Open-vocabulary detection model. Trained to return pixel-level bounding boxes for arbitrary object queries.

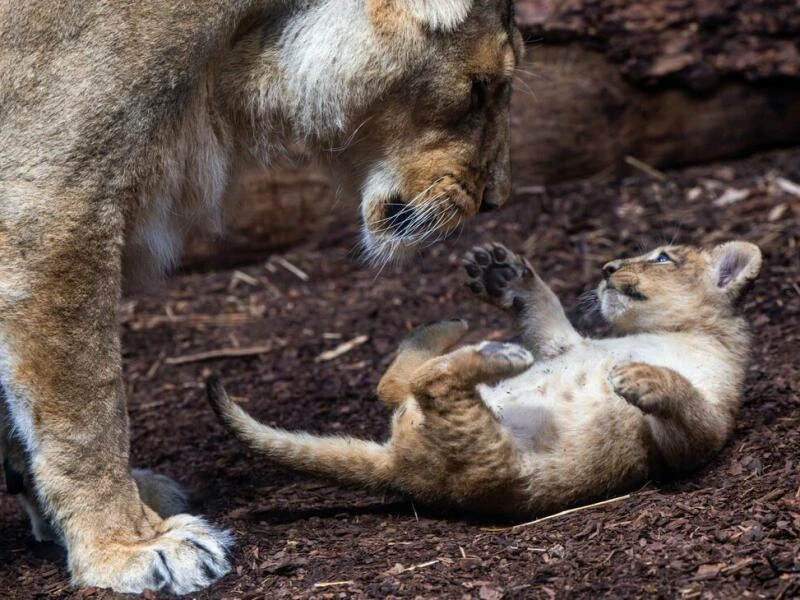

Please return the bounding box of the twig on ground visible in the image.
[130,313,255,329]
[755,488,785,504]
[775,176,800,198]
[165,344,280,365]
[712,187,750,207]
[316,335,369,362]
[273,256,309,281]
[481,494,631,532]
[721,558,754,575]
[145,349,166,380]
[313,581,355,588]
[624,156,667,181]
[229,270,259,290]
[403,560,440,573]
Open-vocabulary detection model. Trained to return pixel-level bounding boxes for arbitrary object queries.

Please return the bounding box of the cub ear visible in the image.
[405,0,474,30]
[709,241,762,298]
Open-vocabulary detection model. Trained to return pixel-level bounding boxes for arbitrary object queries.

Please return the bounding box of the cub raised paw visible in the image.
[610,362,668,414]
[463,243,534,311]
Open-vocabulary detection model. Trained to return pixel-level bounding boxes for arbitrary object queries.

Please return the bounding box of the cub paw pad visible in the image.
[476,341,533,367]
[462,242,533,308]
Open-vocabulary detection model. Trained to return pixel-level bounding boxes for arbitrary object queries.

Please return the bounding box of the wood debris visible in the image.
[712,187,750,207]
[272,256,309,281]
[315,334,369,362]
[165,343,282,365]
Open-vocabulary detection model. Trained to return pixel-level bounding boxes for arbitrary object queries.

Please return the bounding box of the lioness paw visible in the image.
[463,243,534,310]
[73,514,233,595]
[610,362,663,412]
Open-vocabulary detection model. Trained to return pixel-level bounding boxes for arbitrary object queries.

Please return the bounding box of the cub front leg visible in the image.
[0,210,231,594]
[611,362,732,473]
[463,243,582,359]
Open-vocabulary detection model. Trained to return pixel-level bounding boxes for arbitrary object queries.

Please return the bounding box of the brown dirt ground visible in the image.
[1,148,799,599]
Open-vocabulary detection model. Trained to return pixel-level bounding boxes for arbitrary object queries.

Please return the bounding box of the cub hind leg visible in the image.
[397,342,534,511]
[377,319,468,410]
[463,243,582,359]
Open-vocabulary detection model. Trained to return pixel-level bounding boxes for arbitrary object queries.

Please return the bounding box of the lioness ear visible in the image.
[405,0,474,30]
[709,241,762,298]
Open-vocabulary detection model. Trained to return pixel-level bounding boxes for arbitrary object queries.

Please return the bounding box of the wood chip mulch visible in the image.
[1,147,798,599]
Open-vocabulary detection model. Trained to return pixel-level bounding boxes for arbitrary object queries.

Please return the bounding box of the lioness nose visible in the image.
[602,261,621,279]
[479,186,500,212]
[384,195,414,236]
[478,183,508,212]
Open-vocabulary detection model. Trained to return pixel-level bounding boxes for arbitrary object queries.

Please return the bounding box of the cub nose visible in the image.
[602,261,621,280]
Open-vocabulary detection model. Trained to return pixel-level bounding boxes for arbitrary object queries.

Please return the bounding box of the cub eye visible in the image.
[470,79,487,112]
[650,251,673,264]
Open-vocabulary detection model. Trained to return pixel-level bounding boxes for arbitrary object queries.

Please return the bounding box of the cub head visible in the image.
[267,0,522,264]
[597,242,762,334]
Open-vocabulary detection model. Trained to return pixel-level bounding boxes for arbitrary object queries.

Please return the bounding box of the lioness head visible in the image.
[597,242,762,333]
[352,1,521,263]
[249,0,521,264]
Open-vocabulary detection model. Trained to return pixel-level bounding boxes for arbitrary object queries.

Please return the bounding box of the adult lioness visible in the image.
[0,0,521,594]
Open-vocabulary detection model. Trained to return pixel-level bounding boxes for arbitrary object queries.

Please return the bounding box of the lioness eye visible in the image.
[651,252,672,264]
[470,79,487,111]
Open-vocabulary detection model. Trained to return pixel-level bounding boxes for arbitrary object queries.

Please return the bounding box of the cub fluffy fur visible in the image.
[0,1,520,594]
[209,241,761,516]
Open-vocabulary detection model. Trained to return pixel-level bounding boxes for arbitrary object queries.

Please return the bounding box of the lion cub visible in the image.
[208,241,761,516]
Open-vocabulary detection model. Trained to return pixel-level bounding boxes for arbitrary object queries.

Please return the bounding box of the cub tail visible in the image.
[206,376,394,490]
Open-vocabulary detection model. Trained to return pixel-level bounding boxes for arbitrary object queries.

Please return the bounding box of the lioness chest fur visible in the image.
[209,241,761,516]
[0,1,520,594]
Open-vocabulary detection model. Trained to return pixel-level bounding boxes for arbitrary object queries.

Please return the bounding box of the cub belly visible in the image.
[479,352,642,454]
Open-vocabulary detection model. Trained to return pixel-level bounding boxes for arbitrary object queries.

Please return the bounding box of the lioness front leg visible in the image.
[611,362,732,473]
[463,243,582,359]
[0,215,231,594]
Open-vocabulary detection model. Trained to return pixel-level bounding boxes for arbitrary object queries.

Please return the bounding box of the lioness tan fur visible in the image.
[209,241,761,516]
[0,1,521,593]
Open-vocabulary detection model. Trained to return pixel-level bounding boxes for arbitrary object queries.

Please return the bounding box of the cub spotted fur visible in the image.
[209,241,761,516]
[0,1,520,594]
